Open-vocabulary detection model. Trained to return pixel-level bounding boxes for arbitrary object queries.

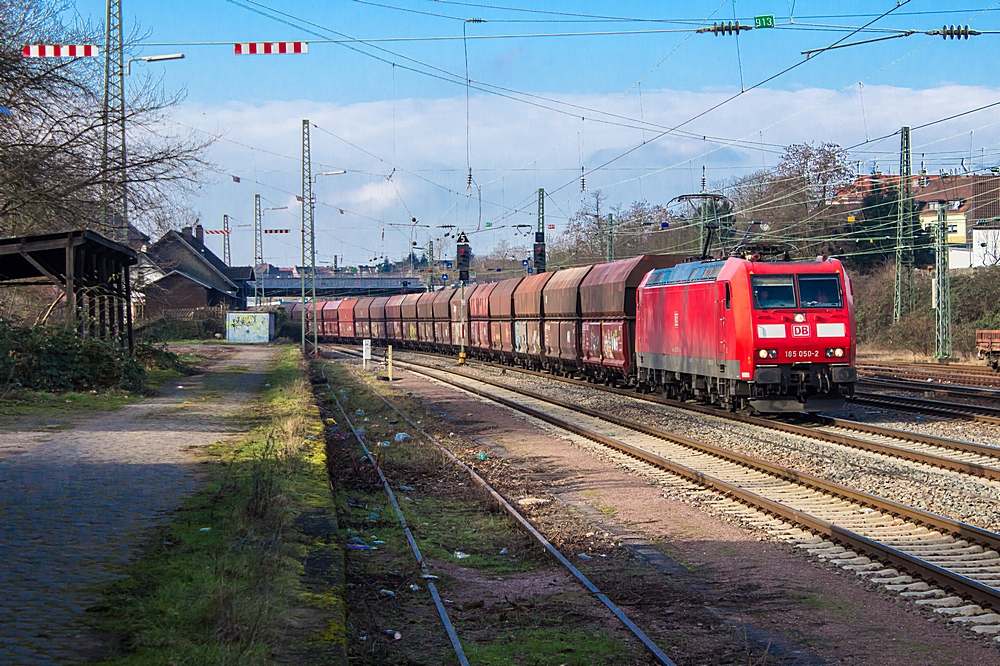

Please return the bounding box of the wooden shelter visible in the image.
[0,230,138,351]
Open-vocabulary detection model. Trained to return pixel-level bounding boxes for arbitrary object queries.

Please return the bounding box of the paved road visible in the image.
[0,345,277,664]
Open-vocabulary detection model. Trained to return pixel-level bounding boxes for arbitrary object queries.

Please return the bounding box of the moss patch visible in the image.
[96,347,346,665]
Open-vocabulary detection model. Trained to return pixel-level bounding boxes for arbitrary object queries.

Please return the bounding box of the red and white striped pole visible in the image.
[233,42,308,55]
[22,45,100,58]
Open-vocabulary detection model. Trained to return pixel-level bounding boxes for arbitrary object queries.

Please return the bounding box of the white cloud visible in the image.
[172,84,1000,267]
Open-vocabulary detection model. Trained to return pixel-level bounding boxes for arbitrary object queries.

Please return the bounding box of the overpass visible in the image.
[261,275,428,298]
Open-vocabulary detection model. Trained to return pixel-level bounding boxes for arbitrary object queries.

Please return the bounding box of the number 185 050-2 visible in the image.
[785,349,820,359]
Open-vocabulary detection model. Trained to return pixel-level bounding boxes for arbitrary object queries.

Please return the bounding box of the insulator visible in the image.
[708,21,744,36]
[580,175,586,192]
[466,169,472,187]
[940,24,973,39]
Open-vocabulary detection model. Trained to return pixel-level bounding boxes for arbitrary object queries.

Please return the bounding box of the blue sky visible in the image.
[65,1,1000,267]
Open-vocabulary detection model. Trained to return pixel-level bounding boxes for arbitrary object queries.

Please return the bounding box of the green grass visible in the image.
[97,347,343,665]
[467,628,631,666]
[0,390,136,423]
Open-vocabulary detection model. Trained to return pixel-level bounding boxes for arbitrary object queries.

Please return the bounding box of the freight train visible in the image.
[289,253,857,413]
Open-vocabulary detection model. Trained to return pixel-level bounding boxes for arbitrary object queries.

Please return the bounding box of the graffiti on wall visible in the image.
[226,312,273,343]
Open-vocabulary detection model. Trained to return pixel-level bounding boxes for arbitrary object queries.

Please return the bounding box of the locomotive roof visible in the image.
[645,257,845,287]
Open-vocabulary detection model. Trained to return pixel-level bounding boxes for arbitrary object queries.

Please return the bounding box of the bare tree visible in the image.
[0,0,211,238]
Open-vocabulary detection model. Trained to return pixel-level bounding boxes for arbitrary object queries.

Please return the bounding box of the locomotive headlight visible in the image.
[758,349,777,359]
[759,349,768,359]
[834,347,845,358]
[794,313,806,323]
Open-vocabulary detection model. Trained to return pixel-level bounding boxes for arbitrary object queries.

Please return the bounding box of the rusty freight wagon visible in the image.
[468,282,498,357]
[354,297,374,340]
[512,271,554,369]
[400,293,422,345]
[542,266,592,375]
[385,294,405,342]
[337,299,358,340]
[450,287,469,351]
[416,291,437,347]
[580,255,681,383]
[321,300,341,339]
[978,330,1000,370]
[369,296,390,343]
[432,287,458,346]
[488,277,524,363]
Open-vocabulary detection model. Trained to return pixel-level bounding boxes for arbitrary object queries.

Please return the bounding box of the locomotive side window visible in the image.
[797,275,843,308]
[752,275,796,309]
[725,283,731,309]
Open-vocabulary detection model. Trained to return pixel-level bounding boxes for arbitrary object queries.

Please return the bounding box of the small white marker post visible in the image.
[363,338,372,371]
[387,345,394,381]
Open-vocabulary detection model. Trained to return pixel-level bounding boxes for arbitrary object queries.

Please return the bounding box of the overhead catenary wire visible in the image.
[202,0,999,264]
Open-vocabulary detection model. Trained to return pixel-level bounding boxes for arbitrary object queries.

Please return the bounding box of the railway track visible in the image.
[858,376,1000,401]
[852,390,1000,426]
[859,362,1000,390]
[350,350,1000,636]
[350,346,1000,483]
[325,355,678,665]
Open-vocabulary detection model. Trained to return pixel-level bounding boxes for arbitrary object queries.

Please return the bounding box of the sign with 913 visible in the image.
[754,14,775,28]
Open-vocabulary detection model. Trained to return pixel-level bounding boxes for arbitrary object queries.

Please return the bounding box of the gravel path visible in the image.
[0,344,277,664]
[396,353,1000,533]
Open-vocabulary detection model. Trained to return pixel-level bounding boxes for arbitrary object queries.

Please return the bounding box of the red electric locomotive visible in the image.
[635,256,856,412]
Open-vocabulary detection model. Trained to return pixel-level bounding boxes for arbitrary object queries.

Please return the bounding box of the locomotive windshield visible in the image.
[798,274,843,308]
[752,273,844,309]
[752,275,796,309]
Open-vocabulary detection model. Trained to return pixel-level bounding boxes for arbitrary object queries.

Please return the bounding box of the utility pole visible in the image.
[222,214,231,265]
[934,203,952,360]
[427,238,435,288]
[534,187,546,273]
[893,126,915,322]
[301,119,317,357]
[254,194,264,306]
[101,0,126,241]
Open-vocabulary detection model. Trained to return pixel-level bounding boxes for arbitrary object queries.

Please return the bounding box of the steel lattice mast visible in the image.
[893,126,915,322]
[534,187,546,274]
[254,194,264,306]
[101,0,126,241]
[934,204,952,360]
[222,214,231,265]
[301,119,318,357]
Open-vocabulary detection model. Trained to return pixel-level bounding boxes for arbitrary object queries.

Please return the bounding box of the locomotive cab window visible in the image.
[752,275,796,309]
[797,275,843,308]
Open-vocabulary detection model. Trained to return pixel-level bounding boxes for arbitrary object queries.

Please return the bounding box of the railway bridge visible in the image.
[260,275,428,298]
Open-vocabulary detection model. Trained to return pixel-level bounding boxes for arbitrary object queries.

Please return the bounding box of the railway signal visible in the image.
[456,232,471,283]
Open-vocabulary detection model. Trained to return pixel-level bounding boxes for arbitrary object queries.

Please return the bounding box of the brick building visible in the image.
[139,224,255,318]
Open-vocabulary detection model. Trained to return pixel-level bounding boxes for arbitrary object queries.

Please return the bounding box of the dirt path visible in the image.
[0,344,278,664]
[385,363,1000,666]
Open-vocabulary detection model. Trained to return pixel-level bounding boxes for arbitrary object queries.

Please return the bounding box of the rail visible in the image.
[331,354,678,666]
[338,349,1000,612]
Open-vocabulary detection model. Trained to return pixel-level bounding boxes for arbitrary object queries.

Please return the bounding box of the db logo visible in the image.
[792,324,810,337]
